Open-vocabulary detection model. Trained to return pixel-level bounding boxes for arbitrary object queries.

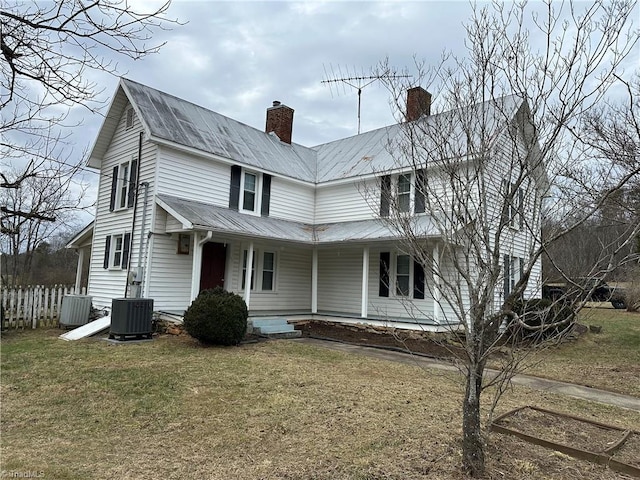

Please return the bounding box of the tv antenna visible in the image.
[322,64,411,134]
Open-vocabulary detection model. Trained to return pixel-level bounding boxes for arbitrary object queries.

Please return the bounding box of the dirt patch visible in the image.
[494,407,640,475]
[294,320,466,359]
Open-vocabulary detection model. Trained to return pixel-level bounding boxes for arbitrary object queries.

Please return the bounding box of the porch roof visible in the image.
[157,194,440,245]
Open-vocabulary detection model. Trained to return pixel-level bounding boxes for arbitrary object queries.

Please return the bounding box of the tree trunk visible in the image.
[462,361,485,477]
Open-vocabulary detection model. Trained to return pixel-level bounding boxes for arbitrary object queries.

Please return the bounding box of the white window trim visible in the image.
[505,255,523,296]
[125,107,134,130]
[501,180,523,230]
[240,170,262,215]
[390,172,419,215]
[240,247,278,292]
[393,252,413,298]
[108,233,127,270]
[114,157,136,211]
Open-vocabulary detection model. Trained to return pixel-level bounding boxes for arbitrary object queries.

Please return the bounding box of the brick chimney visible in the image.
[265,101,294,144]
[406,87,432,122]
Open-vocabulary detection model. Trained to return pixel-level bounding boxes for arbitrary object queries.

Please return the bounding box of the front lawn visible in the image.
[525,307,640,396]
[1,329,638,479]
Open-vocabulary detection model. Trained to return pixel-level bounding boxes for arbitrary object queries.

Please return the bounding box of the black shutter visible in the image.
[503,255,510,299]
[380,175,391,217]
[127,159,138,208]
[261,174,271,217]
[229,165,241,210]
[109,166,118,211]
[413,260,425,299]
[379,252,390,297]
[103,236,111,269]
[122,233,131,269]
[414,169,426,214]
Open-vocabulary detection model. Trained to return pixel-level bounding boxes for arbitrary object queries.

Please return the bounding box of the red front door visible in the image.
[200,242,227,292]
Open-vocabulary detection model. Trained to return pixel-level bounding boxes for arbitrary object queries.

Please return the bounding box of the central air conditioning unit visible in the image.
[109,298,154,341]
[59,295,93,327]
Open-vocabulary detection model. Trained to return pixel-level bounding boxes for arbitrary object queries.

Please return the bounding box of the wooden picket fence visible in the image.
[1,285,87,330]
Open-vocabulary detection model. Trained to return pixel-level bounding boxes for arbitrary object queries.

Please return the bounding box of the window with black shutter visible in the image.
[413,260,425,299]
[229,165,241,210]
[261,174,271,216]
[380,175,391,217]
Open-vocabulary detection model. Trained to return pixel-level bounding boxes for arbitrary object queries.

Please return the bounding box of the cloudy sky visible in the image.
[77,1,471,155]
[18,0,638,227]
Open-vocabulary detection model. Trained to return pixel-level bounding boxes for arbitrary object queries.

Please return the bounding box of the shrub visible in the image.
[183,287,248,345]
[507,298,576,343]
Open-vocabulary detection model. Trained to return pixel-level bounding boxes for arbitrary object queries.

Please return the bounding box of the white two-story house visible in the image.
[67,78,545,328]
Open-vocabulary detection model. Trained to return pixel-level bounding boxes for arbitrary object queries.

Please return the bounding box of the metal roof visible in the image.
[121,78,317,182]
[89,79,524,184]
[157,194,439,245]
[313,94,523,182]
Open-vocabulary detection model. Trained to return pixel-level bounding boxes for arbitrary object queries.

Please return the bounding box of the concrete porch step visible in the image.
[251,317,301,338]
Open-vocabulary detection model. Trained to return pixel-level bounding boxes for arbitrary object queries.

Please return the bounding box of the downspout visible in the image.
[124,131,144,298]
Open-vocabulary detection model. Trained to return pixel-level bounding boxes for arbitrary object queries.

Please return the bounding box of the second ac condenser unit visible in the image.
[59,295,92,327]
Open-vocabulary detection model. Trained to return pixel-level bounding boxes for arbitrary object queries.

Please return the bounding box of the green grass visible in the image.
[524,307,640,396]
[1,329,638,479]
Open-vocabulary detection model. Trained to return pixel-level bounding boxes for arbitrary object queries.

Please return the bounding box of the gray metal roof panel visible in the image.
[313,94,523,182]
[157,195,439,245]
[157,194,312,243]
[122,78,317,182]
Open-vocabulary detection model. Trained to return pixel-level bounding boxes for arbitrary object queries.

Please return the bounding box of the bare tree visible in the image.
[369,1,639,476]
[0,162,87,286]
[1,0,180,282]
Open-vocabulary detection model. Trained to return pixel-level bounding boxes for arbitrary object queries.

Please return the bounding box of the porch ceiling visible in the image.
[157,194,440,245]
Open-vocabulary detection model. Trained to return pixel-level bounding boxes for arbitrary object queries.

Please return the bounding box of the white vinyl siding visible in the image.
[86,102,156,308]
[315,179,377,223]
[227,243,311,313]
[145,219,194,313]
[156,147,229,207]
[316,247,363,315]
[269,177,315,222]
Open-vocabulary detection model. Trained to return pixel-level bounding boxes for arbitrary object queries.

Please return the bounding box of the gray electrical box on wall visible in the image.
[109,298,154,341]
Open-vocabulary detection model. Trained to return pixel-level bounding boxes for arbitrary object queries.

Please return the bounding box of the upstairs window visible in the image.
[125,107,135,130]
[380,171,426,217]
[397,174,411,213]
[501,180,524,229]
[109,157,137,211]
[242,171,257,212]
[229,166,271,216]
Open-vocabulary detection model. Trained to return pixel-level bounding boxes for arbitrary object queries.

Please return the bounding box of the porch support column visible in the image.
[361,246,369,318]
[311,247,318,314]
[433,243,440,323]
[243,242,254,309]
[191,231,212,301]
[74,248,85,294]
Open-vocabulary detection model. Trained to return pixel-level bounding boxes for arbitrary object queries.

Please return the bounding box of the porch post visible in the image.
[244,242,254,309]
[190,234,203,301]
[191,231,212,301]
[74,248,85,294]
[311,247,318,314]
[433,243,440,323]
[361,246,369,318]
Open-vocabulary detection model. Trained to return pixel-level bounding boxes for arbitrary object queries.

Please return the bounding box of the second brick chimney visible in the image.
[266,101,294,144]
[405,87,432,122]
